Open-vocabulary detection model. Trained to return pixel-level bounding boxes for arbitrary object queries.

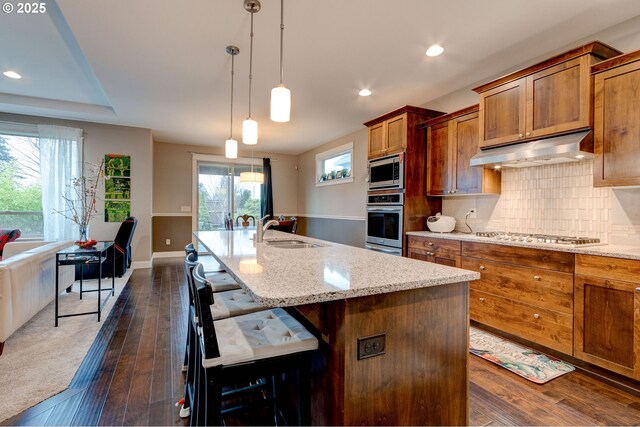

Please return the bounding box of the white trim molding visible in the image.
[131,260,152,269]
[296,213,365,221]
[152,251,185,259]
[152,212,193,217]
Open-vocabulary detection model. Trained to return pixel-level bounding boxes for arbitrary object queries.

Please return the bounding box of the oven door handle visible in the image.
[365,244,402,255]
[366,207,403,212]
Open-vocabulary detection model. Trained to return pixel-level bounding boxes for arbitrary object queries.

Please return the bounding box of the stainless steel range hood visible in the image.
[470,130,593,168]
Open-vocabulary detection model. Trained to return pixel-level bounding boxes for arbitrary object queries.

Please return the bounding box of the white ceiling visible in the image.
[1,0,640,154]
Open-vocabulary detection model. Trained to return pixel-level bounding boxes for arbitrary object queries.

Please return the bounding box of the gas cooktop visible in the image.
[475,231,604,247]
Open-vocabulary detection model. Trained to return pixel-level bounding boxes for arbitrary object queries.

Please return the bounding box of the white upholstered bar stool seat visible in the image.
[204,271,241,292]
[202,308,319,368]
[210,288,265,320]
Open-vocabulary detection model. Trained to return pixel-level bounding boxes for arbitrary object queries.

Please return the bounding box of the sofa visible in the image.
[0,240,74,355]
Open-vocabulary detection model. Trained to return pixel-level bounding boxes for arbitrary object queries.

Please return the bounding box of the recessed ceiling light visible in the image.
[358,89,372,97]
[575,154,585,159]
[425,45,444,57]
[3,70,22,79]
[493,165,502,170]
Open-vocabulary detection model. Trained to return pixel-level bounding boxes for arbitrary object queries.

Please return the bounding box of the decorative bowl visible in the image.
[426,214,456,233]
[76,239,98,249]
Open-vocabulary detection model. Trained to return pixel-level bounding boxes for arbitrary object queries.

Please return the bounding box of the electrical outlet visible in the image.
[165,239,171,246]
[468,208,477,219]
[357,333,386,360]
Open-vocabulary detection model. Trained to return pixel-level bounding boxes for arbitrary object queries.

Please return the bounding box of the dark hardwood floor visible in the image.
[5,257,640,426]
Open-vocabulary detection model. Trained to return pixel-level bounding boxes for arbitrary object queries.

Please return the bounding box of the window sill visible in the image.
[316,177,354,187]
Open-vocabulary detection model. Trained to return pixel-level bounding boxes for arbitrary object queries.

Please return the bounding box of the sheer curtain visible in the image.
[38,125,83,241]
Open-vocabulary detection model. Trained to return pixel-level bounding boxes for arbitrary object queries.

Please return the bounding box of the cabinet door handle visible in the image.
[518,133,524,138]
[479,265,485,270]
[533,275,540,280]
[479,298,485,303]
[427,242,434,246]
[427,252,434,256]
[526,132,531,137]
[533,313,540,319]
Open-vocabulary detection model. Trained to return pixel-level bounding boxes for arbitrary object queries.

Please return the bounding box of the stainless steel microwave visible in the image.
[368,153,404,190]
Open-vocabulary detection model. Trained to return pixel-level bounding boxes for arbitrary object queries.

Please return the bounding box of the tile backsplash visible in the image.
[442,160,640,246]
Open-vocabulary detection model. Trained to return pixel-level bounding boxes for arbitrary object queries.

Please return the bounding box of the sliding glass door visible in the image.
[197,162,262,231]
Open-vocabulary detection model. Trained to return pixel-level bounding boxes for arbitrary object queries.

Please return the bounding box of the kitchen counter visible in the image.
[194,229,475,426]
[407,230,640,260]
[194,229,479,306]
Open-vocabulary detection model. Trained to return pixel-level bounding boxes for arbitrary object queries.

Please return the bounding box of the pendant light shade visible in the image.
[271,0,290,122]
[243,0,260,145]
[239,170,264,183]
[225,45,240,159]
[270,84,291,122]
[225,138,238,159]
[242,118,258,145]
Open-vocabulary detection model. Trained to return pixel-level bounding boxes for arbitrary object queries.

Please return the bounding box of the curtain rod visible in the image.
[189,151,278,160]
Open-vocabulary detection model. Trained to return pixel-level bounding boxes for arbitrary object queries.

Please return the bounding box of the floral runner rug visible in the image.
[469,326,575,384]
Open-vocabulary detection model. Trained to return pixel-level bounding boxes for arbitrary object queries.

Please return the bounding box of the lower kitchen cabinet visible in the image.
[470,289,574,354]
[462,242,575,354]
[574,254,640,380]
[407,235,460,267]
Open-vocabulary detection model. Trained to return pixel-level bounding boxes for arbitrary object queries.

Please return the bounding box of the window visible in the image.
[0,131,43,238]
[316,141,353,187]
[197,161,262,230]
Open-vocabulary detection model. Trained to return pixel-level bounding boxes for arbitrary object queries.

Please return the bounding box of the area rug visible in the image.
[0,271,131,422]
[469,327,575,384]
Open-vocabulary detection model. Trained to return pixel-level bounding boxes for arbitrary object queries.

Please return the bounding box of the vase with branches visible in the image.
[55,158,104,243]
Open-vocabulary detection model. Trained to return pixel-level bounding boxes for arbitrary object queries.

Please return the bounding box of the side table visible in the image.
[55,242,116,327]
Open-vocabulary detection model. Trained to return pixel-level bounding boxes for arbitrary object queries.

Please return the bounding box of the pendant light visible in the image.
[270,0,290,122]
[239,150,264,183]
[242,0,260,145]
[225,45,239,159]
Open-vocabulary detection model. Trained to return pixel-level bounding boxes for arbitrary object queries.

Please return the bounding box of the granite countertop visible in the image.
[406,230,640,261]
[194,230,479,307]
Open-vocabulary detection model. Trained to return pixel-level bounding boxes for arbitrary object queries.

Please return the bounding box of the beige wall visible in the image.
[153,141,298,215]
[152,140,298,252]
[0,112,153,265]
[296,128,368,218]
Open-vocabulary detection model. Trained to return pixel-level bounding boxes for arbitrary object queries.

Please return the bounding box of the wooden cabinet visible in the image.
[426,106,501,195]
[364,105,443,159]
[592,50,640,187]
[474,41,621,148]
[407,235,460,267]
[574,254,640,379]
[462,241,575,353]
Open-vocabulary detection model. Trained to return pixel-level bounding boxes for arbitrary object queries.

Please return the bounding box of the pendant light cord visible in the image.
[279,0,284,84]
[229,53,235,139]
[248,8,255,117]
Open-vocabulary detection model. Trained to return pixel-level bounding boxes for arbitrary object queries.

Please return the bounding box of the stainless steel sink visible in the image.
[266,239,328,249]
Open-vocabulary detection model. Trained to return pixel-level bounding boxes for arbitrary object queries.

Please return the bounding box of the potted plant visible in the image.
[329,170,336,180]
[342,168,350,177]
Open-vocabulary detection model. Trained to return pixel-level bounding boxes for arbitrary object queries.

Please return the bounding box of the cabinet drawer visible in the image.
[470,289,573,354]
[576,254,640,282]
[407,236,461,259]
[462,241,574,273]
[462,258,573,314]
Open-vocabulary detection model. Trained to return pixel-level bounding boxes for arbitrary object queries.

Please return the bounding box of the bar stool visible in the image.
[192,266,318,426]
[185,243,226,274]
[180,258,268,420]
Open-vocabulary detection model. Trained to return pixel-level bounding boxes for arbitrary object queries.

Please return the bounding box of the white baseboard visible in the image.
[152,251,184,259]
[131,260,152,269]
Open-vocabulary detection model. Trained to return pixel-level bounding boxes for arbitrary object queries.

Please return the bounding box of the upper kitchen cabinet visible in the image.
[426,105,501,196]
[592,49,640,187]
[473,41,622,149]
[364,105,444,159]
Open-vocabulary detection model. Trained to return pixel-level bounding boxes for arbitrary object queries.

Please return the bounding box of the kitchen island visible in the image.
[194,229,479,426]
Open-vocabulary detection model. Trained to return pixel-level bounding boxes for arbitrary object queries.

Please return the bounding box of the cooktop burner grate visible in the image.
[475,231,603,246]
